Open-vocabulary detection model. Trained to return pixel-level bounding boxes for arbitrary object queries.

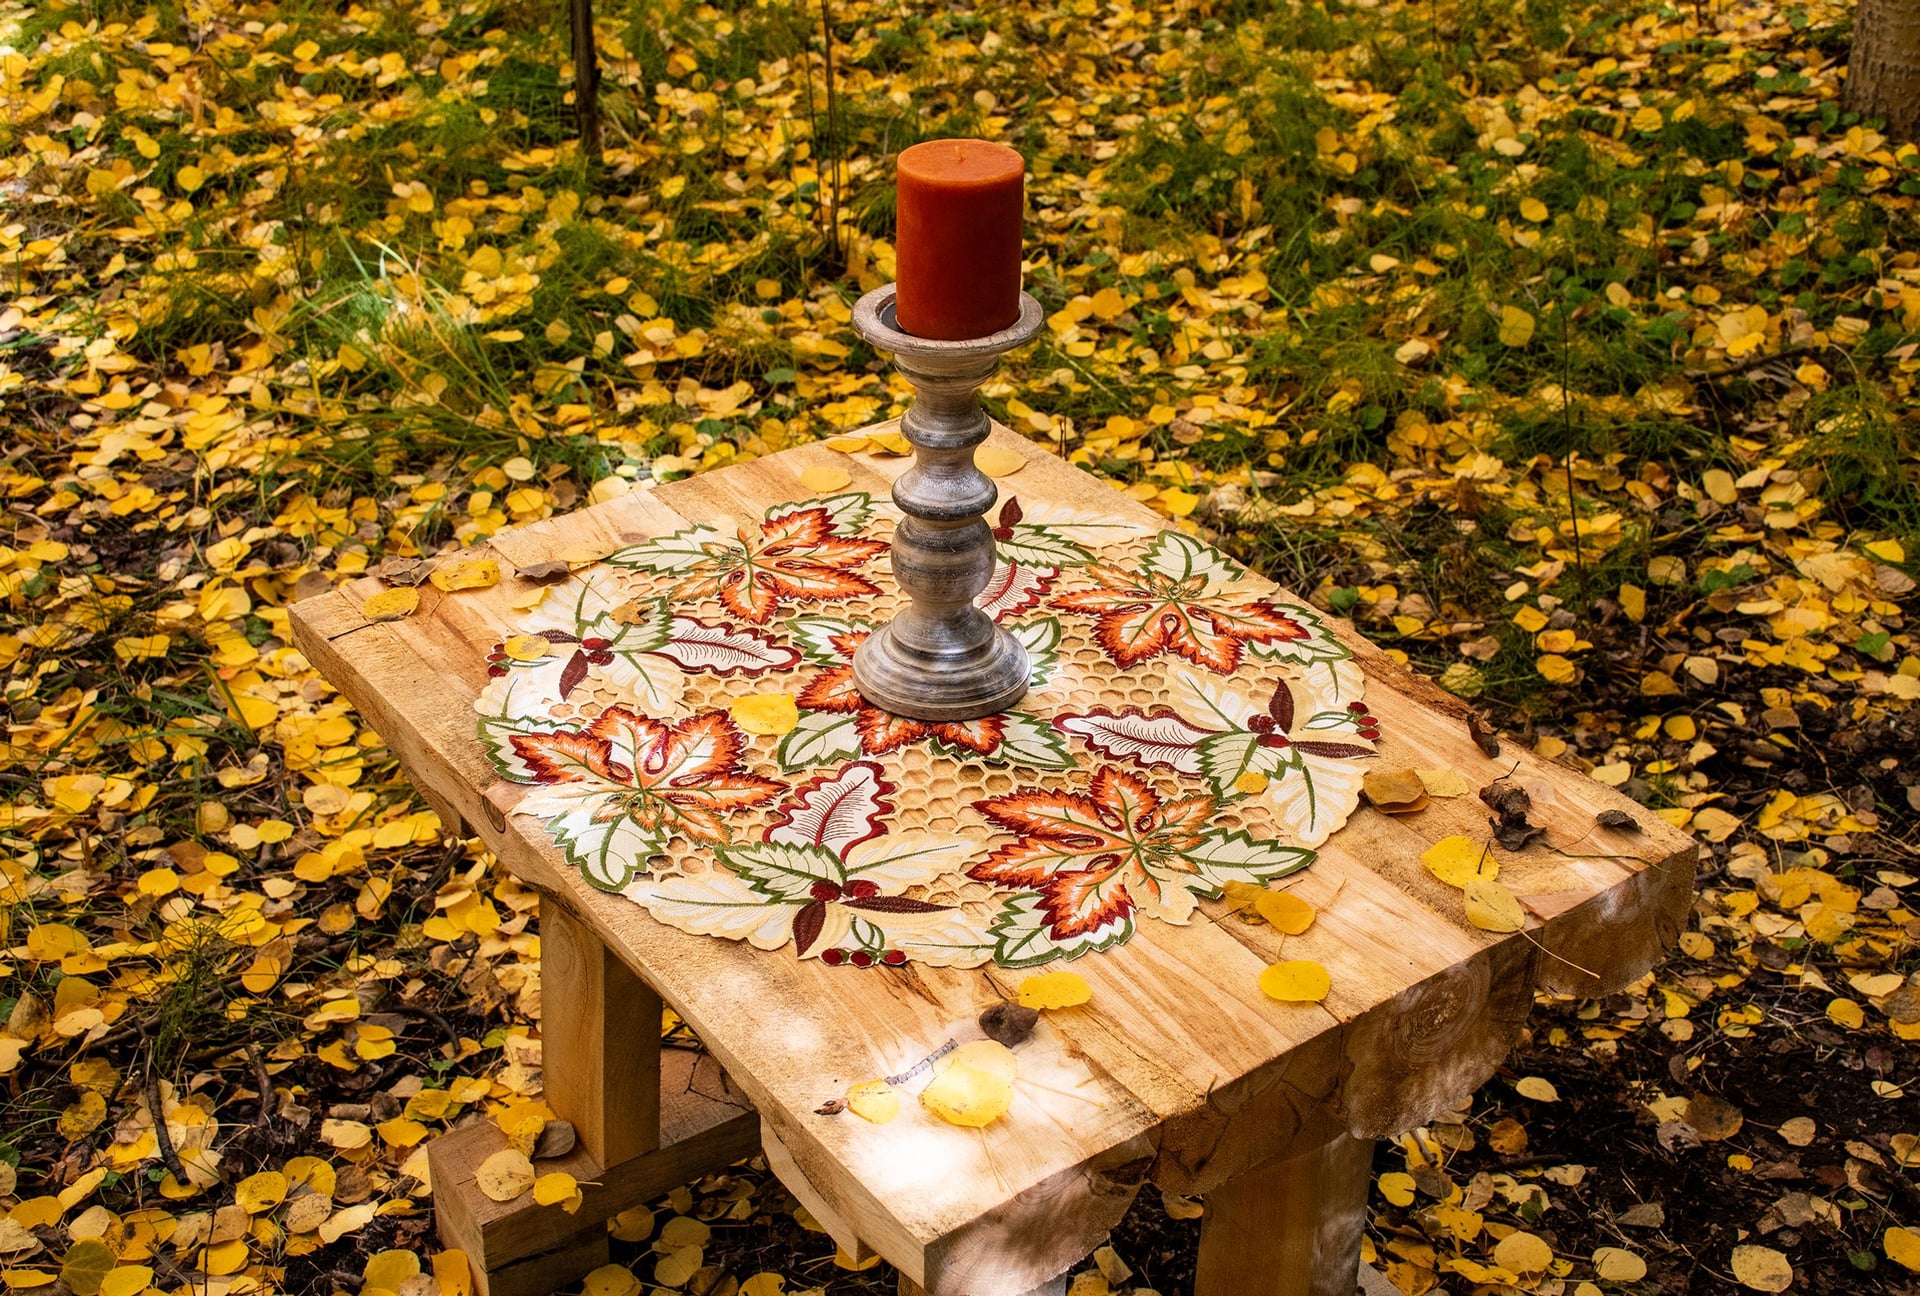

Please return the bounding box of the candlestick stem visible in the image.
[849,285,1045,721]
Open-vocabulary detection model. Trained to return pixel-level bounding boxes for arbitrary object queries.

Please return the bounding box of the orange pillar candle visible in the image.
[893,139,1025,341]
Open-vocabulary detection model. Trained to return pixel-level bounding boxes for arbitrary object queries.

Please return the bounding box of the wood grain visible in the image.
[1195,1132,1374,1296]
[539,898,661,1166]
[295,425,1697,1296]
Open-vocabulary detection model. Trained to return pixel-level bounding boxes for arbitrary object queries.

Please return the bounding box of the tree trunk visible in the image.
[1846,0,1920,139]
[569,0,602,164]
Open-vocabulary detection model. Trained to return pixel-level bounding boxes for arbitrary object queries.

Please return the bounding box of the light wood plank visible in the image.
[427,1047,757,1292]
[539,896,661,1166]
[1196,1133,1375,1296]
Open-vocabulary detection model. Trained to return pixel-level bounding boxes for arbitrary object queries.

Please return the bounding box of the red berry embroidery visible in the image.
[1257,733,1292,749]
[809,880,842,901]
[586,650,615,666]
[882,950,906,966]
[487,665,508,678]
[849,950,874,968]
[582,636,610,650]
[845,879,879,899]
[820,949,844,966]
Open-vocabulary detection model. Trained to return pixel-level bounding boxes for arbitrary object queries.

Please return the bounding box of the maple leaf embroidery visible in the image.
[970,768,1311,943]
[780,616,1071,771]
[604,494,887,624]
[505,707,785,888]
[1051,531,1337,674]
[626,763,989,967]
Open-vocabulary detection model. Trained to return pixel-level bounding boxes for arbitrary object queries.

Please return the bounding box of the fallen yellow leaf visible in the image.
[362,587,419,622]
[1463,877,1526,933]
[731,694,799,736]
[1422,835,1500,888]
[800,464,852,493]
[920,1040,1016,1128]
[475,1149,535,1203]
[846,1079,899,1125]
[1017,971,1092,1010]
[1254,890,1315,935]
[975,445,1028,477]
[1258,959,1331,1003]
[431,558,500,592]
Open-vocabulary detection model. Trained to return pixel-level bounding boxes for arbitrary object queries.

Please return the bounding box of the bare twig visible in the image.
[146,1072,190,1185]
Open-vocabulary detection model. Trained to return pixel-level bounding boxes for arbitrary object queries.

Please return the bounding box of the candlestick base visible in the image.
[850,286,1046,722]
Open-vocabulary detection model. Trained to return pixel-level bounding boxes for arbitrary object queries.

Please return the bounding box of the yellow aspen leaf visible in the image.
[200,1239,249,1275]
[1258,960,1331,1003]
[363,1252,420,1292]
[824,435,870,453]
[1701,468,1737,504]
[1463,878,1526,933]
[799,464,851,493]
[740,1276,787,1296]
[846,1079,899,1125]
[502,634,552,662]
[974,445,1028,478]
[475,1149,536,1203]
[1536,653,1577,683]
[176,164,205,192]
[1515,1075,1559,1101]
[1826,998,1865,1029]
[234,1171,287,1213]
[1886,1227,1920,1273]
[655,1249,705,1290]
[361,587,419,622]
[1362,769,1428,812]
[431,558,499,591]
[1415,768,1472,798]
[581,1263,641,1296]
[532,1172,582,1213]
[98,1267,153,1296]
[1498,305,1536,346]
[920,1040,1016,1128]
[1017,971,1092,1009]
[1594,1247,1647,1282]
[1377,1172,1417,1207]
[1730,1245,1793,1292]
[58,1240,115,1296]
[834,1247,882,1271]
[869,431,913,455]
[1422,835,1500,888]
[1519,197,1549,222]
[1493,1232,1553,1273]
[1089,287,1126,320]
[730,694,799,736]
[1157,487,1200,517]
[1253,890,1315,935]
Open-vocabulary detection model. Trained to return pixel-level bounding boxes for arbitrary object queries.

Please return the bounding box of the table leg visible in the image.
[539,900,660,1165]
[428,897,758,1296]
[1194,1132,1375,1296]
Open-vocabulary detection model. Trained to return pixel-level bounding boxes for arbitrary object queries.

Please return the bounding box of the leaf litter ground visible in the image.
[0,0,1916,1290]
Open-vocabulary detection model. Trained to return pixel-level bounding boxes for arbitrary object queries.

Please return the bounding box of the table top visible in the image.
[290,426,1695,1294]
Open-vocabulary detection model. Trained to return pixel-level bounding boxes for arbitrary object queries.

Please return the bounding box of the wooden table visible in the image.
[289,426,1695,1296]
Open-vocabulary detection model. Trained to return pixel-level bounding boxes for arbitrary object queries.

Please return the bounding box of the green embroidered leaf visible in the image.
[987,892,1131,967]
[1009,617,1064,687]
[545,801,671,892]
[983,711,1075,769]
[776,708,865,771]
[1140,530,1244,587]
[997,525,1094,568]
[602,525,728,573]
[1197,729,1263,795]
[1181,831,1315,893]
[715,840,845,903]
[785,615,866,667]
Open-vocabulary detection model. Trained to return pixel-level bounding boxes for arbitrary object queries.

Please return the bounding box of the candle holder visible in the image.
[850,284,1045,721]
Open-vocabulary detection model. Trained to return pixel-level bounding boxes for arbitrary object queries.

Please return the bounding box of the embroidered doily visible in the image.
[474,491,1375,968]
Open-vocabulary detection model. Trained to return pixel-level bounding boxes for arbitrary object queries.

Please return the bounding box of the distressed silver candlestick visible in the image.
[850,284,1045,721]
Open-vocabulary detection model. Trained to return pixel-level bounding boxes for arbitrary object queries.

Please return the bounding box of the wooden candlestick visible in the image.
[850,284,1045,721]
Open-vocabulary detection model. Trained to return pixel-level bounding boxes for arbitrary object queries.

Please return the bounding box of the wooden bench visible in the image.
[290,425,1694,1296]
